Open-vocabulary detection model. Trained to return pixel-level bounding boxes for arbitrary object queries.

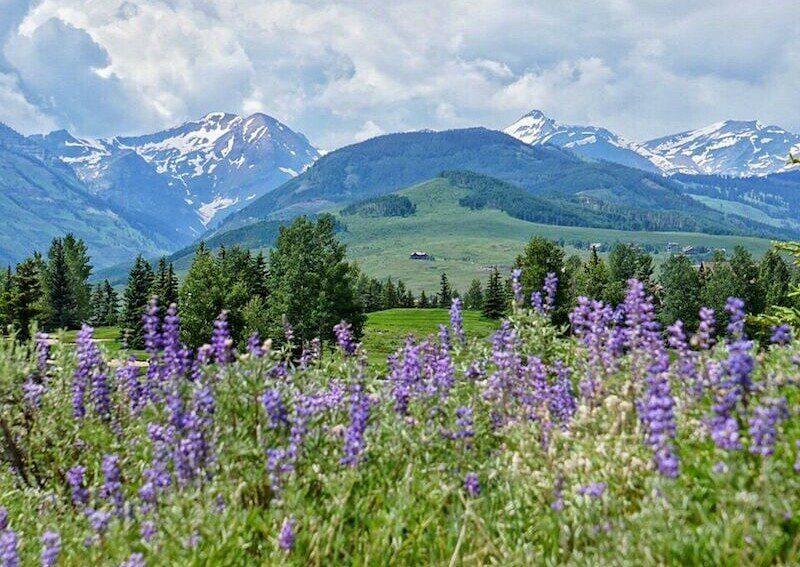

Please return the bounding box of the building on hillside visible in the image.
[409,251,434,260]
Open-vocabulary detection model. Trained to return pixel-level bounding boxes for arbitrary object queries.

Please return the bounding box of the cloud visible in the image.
[0,0,797,146]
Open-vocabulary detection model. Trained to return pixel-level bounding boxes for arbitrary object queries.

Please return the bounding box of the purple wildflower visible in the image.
[640,351,680,478]
[692,307,716,350]
[0,529,19,567]
[262,389,288,429]
[341,384,372,467]
[578,482,606,499]
[542,272,558,315]
[66,465,89,507]
[34,332,51,376]
[794,441,800,473]
[211,311,233,364]
[140,521,157,543]
[73,324,101,419]
[333,321,357,356]
[449,297,465,344]
[770,324,792,346]
[90,371,112,421]
[0,507,6,530]
[748,398,788,456]
[117,359,144,414]
[511,268,523,305]
[549,362,576,425]
[465,472,480,497]
[120,553,146,567]
[725,297,746,340]
[100,455,124,516]
[278,517,295,552]
[22,379,45,409]
[454,406,475,446]
[88,509,111,536]
[246,332,264,358]
[40,531,61,567]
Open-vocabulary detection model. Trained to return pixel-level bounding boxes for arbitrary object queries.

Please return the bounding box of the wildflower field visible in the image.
[1,275,799,565]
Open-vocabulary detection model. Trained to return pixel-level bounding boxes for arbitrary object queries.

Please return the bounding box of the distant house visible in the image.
[409,251,434,260]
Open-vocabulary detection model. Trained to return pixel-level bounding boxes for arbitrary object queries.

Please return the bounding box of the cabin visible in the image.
[409,251,434,260]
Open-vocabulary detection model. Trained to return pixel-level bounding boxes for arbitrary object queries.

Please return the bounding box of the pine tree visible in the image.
[63,234,92,322]
[91,280,119,327]
[382,278,399,309]
[482,267,506,319]
[758,248,790,310]
[515,237,569,324]
[45,238,77,330]
[0,266,12,329]
[418,290,430,308]
[464,278,484,310]
[606,243,654,304]
[658,254,701,329]
[262,216,364,347]
[701,258,740,333]
[576,248,610,302]
[438,273,452,308]
[730,245,761,314]
[153,258,179,306]
[9,258,44,340]
[121,256,155,349]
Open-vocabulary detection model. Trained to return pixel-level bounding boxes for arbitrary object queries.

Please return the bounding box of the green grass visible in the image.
[340,178,775,293]
[58,326,147,360]
[361,308,498,364]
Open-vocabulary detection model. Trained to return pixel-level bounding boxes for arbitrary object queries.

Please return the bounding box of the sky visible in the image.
[0,0,798,150]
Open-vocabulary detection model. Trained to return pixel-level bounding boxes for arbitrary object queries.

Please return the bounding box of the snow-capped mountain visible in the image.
[34,112,320,243]
[505,110,800,178]
[642,120,800,177]
[503,110,665,174]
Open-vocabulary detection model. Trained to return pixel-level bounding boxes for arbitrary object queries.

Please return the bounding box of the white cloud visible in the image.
[0,0,797,147]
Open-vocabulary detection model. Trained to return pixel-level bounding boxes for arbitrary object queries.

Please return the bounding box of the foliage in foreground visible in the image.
[0,280,799,565]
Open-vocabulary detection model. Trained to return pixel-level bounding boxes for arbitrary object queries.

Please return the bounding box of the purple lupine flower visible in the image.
[88,509,111,536]
[748,398,788,456]
[100,455,124,516]
[389,338,422,415]
[147,424,173,491]
[22,379,45,409]
[175,380,216,485]
[569,297,615,400]
[0,529,19,567]
[706,337,754,452]
[40,531,61,567]
[211,311,233,364]
[667,320,698,390]
[278,517,295,552]
[140,520,157,543]
[623,279,661,356]
[542,272,558,315]
[0,507,6,530]
[341,385,372,467]
[725,297,746,340]
[262,389,288,429]
[282,318,294,345]
[162,304,186,379]
[449,297,465,344]
[530,291,543,313]
[246,332,264,358]
[333,321,357,356]
[511,268,523,305]
[464,472,480,497]
[90,371,112,421]
[120,553,146,567]
[73,324,101,419]
[117,359,144,414]
[578,482,606,499]
[549,362,576,425]
[640,351,680,478]
[692,307,716,350]
[299,338,321,369]
[454,406,475,446]
[34,332,51,376]
[143,298,161,355]
[794,440,800,473]
[771,324,792,346]
[67,465,89,507]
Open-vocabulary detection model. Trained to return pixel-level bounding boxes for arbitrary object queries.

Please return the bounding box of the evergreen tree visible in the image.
[153,258,179,306]
[0,266,13,329]
[382,278,399,309]
[91,280,119,327]
[418,290,430,308]
[758,249,791,310]
[730,245,761,314]
[701,257,740,333]
[515,237,569,324]
[262,216,364,347]
[658,254,701,329]
[606,243,654,304]
[9,258,44,340]
[482,267,506,319]
[179,246,222,348]
[438,273,452,308]
[45,238,77,330]
[121,256,155,349]
[63,234,92,322]
[464,278,484,310]
[575,248,610,301]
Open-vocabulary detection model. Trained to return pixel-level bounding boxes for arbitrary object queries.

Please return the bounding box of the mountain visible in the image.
[214,127,787,240]
[642,120,800,177]
[503,110,665,173]
[0,123,167,268]
[33,112,320,245]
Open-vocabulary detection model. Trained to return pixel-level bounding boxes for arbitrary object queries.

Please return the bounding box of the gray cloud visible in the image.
[0,0,798,147]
